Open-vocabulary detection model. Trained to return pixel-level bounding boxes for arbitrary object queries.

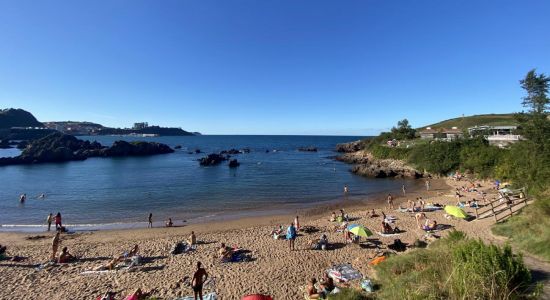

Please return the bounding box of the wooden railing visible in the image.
[474,188,529,223]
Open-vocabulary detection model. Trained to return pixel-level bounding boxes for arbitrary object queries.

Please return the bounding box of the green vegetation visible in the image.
[374,231,535,299]
[492,69,550,261]
[422,113,517,130]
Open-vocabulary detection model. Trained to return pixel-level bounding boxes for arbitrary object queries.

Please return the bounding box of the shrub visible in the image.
[374,232,533,299]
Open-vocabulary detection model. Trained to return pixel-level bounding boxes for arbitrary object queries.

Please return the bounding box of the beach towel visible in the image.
[376,231,401,237]
[424,205,443,211]
[368,256,386,266]
[327,264,362,282]
[81,270,114,275]
[175,292,217,300]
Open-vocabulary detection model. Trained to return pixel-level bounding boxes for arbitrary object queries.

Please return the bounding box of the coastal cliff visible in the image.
[0,132,174,166]
[336,141,425,178]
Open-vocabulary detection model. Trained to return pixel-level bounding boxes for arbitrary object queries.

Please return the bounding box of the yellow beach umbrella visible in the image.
[348,225,373,237]
[444,205,468,218]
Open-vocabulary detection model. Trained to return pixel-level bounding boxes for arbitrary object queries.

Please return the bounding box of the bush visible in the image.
[407,141,461,174]
[374,232,533,299]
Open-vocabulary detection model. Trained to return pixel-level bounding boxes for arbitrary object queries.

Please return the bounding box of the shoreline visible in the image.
[0,178,439,233]
[0,177,501,299]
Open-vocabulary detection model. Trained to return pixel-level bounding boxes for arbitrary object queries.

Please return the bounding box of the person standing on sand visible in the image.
[51,232,61,261]
[192,261,208,300]
[148,213,153,228]
[54,212,62,230]
[294,216,300,231]
[425,180,430,191]
[287,223,296,251]
[46,213,53,231]
[402,185,406,196]
[387,194,394,210]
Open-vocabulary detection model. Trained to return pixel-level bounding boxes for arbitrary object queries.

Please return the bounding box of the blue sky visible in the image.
[1,1,549,135]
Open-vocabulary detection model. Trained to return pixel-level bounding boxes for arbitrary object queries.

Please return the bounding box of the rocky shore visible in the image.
[336,141,426,178]
[0,132,174,166]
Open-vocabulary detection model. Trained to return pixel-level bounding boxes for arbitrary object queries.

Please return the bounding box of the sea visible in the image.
[0,135,421,231]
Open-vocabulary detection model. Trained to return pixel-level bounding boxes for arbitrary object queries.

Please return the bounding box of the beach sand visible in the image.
[0,178,502,299]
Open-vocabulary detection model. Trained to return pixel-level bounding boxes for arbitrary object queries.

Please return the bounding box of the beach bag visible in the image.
[361,279,374,292]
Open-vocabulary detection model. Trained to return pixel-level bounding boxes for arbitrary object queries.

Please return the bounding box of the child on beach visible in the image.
[387,194,394,209]
[51,232,61,261]
[287,223,297,251]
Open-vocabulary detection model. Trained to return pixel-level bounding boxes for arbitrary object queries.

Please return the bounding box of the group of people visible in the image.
[19,193,46,203]
[306,272,337,299]
[46,212,63,231]
[415,213,437,231]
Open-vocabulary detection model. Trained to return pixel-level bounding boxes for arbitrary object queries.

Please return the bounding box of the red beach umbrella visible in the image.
[242,294,273,300]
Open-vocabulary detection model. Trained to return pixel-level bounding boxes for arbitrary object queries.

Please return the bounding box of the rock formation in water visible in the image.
[228,159,240,168]
[0,132,174,166]
[198,153,228,166]
[297,146,318,152]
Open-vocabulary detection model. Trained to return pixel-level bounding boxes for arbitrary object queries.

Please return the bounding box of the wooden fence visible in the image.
[474,188,530,223]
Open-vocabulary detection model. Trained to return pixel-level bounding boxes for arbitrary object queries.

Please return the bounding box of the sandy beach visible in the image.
[0,178,504,299]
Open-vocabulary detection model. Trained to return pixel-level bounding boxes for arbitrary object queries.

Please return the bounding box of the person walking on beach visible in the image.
[51,232,61,261]
[54,212,62,230]
[148,213,153,228]
[287,223,297,251]
[192,261,208,300]
[425,180,430,191]
[402,185,406,196]
[46,213,53,231]
[387,194,394,210]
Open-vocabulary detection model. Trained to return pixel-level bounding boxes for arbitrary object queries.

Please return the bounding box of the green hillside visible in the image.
[0,108,43,129]
[420,113,517,129]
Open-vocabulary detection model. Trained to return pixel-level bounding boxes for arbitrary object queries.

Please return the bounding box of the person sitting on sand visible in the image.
[319,272,335,295]
[310,234,329,250]
[51,232,61,261]
[329,212,336,222]
[307,278,321,299]
[270,225,285,239]
[166,218,173,227]
[188,231,197,245]
[58,246,76,263]
[218,243,233,260]
[418,198,426,211]
[415,213,427,228]
[117,244,139,262]
[422,219,437,231]
[367,209,376,218]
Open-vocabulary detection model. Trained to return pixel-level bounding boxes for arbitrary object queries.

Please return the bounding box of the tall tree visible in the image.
[519,69,550,115]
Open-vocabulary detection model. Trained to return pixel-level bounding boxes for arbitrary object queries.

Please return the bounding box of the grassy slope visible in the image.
[420,113,517,129]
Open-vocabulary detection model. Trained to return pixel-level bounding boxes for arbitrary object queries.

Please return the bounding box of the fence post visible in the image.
[490,200,497,222]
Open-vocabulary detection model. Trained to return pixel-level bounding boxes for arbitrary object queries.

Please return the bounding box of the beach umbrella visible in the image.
[444,205,468,218]
[242,295,273,300]
[347,223,359,230]
[348,225,373,237]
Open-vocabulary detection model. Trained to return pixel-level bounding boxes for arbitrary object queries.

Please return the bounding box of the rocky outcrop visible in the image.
[335,140,363,153]
[198,153,228,166]
[298,146,318,152]
[100,141,174,157]
[228,159,240,168]
[337,150,425,179]
[0,108,43,129]
[0,132,174,166]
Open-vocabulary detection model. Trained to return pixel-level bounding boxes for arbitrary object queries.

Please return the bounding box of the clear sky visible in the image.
[1,1,549,135]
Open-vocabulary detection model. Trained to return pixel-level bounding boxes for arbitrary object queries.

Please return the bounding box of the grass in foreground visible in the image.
[373,231,535,300]
[492,193,550,262]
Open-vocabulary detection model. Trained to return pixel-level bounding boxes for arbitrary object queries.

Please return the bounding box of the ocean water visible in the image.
[0,135,419,231]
